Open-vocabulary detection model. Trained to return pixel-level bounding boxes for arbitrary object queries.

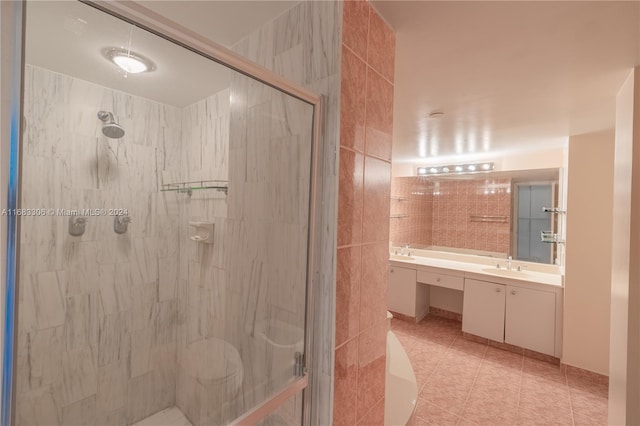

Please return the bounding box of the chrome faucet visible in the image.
[401,244,411,256]
[507,256,513,270]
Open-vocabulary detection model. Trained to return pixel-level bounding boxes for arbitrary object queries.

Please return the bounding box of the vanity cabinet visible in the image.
[417,270,464,291]
[505,285,555,355]
[462,279,506,342]
[388,266,429,321]
[462,278,556,355]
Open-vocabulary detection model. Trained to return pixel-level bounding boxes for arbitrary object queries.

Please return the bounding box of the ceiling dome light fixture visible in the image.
[102,47,156,74]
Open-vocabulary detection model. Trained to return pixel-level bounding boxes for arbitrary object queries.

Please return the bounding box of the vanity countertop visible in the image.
[389,253,563,288]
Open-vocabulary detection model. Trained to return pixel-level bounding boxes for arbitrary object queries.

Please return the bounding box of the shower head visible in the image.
[97,110,125,139]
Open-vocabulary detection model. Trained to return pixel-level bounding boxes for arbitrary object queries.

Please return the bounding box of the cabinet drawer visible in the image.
[417,270,464,290]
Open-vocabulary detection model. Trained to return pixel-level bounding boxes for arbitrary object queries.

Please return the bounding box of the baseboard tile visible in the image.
[561,363,609,386]
[462,332,560,365]
[429,307,462,322]
[388,311,416,323]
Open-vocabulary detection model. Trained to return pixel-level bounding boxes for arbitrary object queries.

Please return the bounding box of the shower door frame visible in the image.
[0,2,25,426]
[2,1,325,424]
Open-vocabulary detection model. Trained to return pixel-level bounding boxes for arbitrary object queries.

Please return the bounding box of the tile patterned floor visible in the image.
[391,316,609,426]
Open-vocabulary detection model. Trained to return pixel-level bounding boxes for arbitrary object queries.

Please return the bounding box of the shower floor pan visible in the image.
[132,407,192,426]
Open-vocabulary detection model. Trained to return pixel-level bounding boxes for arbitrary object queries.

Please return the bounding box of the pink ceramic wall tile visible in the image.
[335,246,362,348]
[342,0,369,59]
[340,46,367,153]
[333,339,359,426]
[359,242,390,328]
[356,320,387,420]
[337,148,364,247]
[365,68,394,161]
[362,157,391,243]
[336,5,394,424]
[366,9,396,82]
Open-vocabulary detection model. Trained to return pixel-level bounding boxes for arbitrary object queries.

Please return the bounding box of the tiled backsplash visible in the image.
[391,177,512,255]
[390,177,434,248]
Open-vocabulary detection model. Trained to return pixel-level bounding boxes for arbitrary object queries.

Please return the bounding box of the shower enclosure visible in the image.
[5,1,321,424]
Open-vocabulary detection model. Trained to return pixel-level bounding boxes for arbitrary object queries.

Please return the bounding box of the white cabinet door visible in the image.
[388,266,417,317]
[462,279,505,342]
[505,285,555,355]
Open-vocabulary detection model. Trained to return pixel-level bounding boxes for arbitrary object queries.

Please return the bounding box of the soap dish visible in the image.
[189,221,214,244]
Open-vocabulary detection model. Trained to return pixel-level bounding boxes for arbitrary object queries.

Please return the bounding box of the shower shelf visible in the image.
[161,180,228,196]
[542,207,566,214]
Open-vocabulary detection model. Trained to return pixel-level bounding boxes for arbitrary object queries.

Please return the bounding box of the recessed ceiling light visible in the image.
[429,167,439,173]
[103,47,156,74]
[467,165,476,171]
[455,165,464,172]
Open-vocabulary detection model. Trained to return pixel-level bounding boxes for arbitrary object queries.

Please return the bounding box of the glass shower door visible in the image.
[11,1,317,425]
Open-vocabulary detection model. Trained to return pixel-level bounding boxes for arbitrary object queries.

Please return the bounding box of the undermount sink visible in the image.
[390,254,415,261]
[481,268,530,278]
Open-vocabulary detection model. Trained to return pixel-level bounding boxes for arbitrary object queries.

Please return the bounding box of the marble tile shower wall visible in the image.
[231,2,342,424]
[17,2,342,425]
[218,73,313,423]
[176,87,229,346]
[16,65,183,425]
[174,88,233,425]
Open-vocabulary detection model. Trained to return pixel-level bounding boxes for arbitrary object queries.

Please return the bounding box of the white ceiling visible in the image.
[25,1,294,107]
[26,1,640,158]
[139,1,295,47]
[371,1,640,167]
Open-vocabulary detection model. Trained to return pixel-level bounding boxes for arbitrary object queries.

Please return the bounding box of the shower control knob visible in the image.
[68,216,88,237]
[114,215,131,234]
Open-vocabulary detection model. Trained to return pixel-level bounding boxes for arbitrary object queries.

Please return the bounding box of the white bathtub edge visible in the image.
[384,330,418,426]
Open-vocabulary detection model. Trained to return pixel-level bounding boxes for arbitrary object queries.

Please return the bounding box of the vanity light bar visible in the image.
[417,162,494,176]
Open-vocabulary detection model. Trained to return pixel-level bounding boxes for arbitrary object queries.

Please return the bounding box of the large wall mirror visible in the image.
[390,168,560,264]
